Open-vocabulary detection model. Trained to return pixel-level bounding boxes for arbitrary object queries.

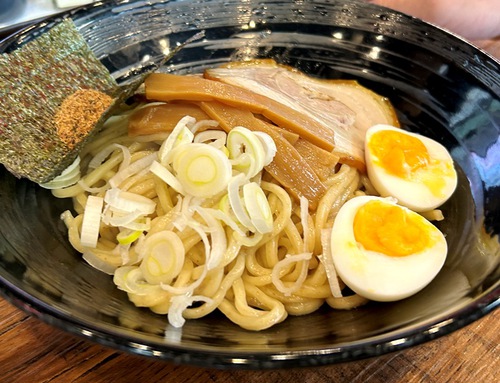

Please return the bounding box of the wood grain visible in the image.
[0,297,498,383]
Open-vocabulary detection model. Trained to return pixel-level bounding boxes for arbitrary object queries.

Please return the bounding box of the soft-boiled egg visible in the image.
[365,124,457,212]
[330,195,447,302]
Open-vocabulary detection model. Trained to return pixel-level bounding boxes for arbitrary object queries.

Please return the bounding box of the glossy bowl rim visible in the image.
[1,272,498,368]
[0,0,499,369]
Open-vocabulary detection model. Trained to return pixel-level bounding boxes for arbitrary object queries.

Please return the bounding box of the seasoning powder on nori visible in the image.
[0,19,120,183]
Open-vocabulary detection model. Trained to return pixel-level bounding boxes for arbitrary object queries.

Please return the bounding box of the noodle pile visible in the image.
[53,101,373,331]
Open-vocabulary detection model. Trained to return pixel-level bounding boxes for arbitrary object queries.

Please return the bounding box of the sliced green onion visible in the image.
[109,152,157,188]
[116,242,132,265]
[158,115,196,164]
[253,131,277,166]
[190,223,211,266]
[194,129,227,149]
[182,195,201,226]
[218,193,231,214]
[114,266,164,296]
[80,195,104,248]
[103,209,151,231]
[172,195,197,231]
[271,252,312,296]
[191,119,219,134]
[150,160,185,194]
[229,153,254,176]
[193,206,227,270]
[227,173,255,231]
[117,228,143,245]
[175,126,195,147]
[103,188,155,230]
[140,231,185,285]
[318,229,342,298]
[173,143,232,198]
[88,143,129,170]
[220,145,230,157]
[203,207,245,236]
[227,126,266,178]
[104,188,156,214]
[39,156,81,189]
[242,182,273,234]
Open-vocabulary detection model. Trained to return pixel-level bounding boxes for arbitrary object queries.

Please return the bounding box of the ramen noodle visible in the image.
[50,67,453,331]
[51,98,374,330]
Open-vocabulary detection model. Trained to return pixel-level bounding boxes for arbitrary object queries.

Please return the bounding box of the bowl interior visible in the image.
[0,0,499,369]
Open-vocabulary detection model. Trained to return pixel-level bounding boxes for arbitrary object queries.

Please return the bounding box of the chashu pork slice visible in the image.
[205,60,399,170]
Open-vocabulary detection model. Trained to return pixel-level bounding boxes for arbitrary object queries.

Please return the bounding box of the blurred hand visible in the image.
[369,0,500,59]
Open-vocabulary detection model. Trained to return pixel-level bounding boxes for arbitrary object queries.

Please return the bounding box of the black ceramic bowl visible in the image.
[0,0,499,369]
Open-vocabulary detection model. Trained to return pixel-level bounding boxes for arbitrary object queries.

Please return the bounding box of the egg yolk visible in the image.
[353,200,434,257]
[368,129,454,197]
[368,129,429,178]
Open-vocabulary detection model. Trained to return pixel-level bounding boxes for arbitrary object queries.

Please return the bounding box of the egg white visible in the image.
[330,196,447,302]
[365,124,457,212]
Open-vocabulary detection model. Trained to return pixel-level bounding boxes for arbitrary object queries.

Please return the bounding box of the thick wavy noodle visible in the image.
[56,103,371,331]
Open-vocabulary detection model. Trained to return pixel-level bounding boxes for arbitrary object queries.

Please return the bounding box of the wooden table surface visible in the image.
[0,9,499,383]
[1,297,498,383]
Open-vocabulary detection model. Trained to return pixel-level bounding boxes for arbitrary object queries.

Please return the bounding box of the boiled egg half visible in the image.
[365,124,457,212]
[331,195,447,302]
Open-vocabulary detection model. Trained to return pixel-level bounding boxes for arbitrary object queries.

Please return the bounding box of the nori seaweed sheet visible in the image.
[0,19,120,183]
